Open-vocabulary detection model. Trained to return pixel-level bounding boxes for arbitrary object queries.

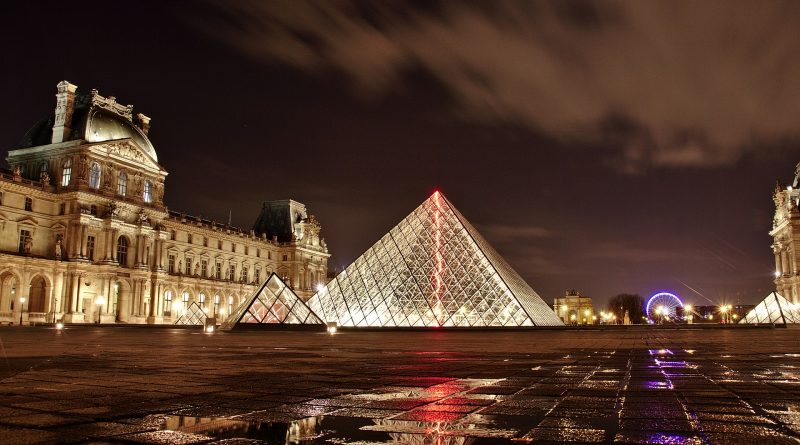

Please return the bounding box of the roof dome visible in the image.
[85,108,158,162]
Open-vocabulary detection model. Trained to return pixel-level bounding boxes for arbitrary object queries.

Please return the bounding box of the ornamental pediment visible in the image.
[88,140,162,173]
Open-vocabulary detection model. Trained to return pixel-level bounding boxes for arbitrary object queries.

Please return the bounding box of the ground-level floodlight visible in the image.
[327,322,338,335]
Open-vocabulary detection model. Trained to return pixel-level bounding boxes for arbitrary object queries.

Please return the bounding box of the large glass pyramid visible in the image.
[739,292,800,325]
[174,301,208,326]
[220,273,323,330]
[307,191,564,327]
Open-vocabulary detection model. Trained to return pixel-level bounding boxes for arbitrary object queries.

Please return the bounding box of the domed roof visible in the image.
[85,108,158,162]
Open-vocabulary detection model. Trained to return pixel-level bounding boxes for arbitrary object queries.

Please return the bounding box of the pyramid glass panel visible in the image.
[174,301,208,326]
[739,292,800,325]
[308,191,564,327]
[220,273,323,330]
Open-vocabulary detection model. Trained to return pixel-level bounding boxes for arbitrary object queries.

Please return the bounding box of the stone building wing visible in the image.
[220,273,323,330]
[308,191,563,327]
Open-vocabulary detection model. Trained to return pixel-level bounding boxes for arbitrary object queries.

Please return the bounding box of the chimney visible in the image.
[136,113,151,135]
[52,80,78,143]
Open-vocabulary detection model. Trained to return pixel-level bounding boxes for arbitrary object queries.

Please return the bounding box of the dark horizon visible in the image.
[2,1,799,308]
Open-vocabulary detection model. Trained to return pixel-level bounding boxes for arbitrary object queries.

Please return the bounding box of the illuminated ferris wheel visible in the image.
[646,292,684,322]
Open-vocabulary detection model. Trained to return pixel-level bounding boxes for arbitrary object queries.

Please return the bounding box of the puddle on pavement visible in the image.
[159,414,519,444]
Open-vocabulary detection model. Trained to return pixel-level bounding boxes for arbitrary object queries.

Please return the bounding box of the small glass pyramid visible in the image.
[739,292,800,324]
[173,301,208,325]
[308,191,564,327]
[220,273,323,330]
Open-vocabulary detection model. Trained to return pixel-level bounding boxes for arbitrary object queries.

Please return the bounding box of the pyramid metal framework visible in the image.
[174,301,208,325]
[739,292,800,325]
[308,192,564,327]
[220,273,323,330]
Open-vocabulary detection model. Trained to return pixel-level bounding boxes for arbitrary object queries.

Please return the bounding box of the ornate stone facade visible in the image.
[553,289,595,325]
[0,81,329,325]
[770,163,800,304]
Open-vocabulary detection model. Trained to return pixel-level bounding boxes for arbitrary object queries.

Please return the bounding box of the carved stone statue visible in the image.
[102,164,113,190]
[106,201,119,219]
[40,171,50,185]
[12,165,21,181]
[54,238,62,260]
[193,263,200,276]
[77,156,88,180]
[23,236,32,255]
[178,260,183,274]
[137,210,149,224]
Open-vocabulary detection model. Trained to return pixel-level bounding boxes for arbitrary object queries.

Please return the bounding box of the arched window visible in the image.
[181,291,190,308]
[164,290,172,316]
[89,163,101,189]
[116,236,128,266]
[199,292,206,306]
[143,180,152,203]
[117,171,127,196]
[61,159,72,187]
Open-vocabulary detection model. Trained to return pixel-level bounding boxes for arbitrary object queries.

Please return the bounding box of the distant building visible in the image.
[771,166,800,304]
[554,290,594,325]
[683,305,754,324]
[0,81,329,325]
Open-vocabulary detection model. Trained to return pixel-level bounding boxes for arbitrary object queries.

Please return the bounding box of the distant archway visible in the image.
[0,271,20,314]
[28,275,49,313]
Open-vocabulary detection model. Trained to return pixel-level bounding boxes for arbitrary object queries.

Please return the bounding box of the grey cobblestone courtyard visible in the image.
[0,326,798,444]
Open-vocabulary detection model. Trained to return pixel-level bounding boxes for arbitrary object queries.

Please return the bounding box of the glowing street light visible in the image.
[19,297,26,325]
[95,296,105,324]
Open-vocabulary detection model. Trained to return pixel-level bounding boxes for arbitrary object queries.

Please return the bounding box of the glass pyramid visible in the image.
[174,301,208,326]
[739,292,800,325]
[307,191,564,327]
[219,273,323,330]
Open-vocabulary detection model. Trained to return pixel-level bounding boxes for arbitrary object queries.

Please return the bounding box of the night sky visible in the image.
[2,1,799,307]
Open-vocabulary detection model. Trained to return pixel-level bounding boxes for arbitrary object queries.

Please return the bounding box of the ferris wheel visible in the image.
[646,292,684,322]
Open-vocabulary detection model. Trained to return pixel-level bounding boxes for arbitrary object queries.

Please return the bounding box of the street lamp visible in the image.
[19,297,26,325]
[95,296,105,324]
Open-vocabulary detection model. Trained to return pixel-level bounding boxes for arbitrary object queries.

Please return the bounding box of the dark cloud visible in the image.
[199,0,800,172]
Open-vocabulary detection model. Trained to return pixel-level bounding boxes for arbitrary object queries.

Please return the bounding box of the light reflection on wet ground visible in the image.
[0,327,798,443]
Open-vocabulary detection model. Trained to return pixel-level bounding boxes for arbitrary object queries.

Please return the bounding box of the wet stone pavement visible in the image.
[0,327,798,444]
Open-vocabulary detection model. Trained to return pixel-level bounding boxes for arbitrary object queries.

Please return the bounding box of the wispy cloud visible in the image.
[196,0,800,173]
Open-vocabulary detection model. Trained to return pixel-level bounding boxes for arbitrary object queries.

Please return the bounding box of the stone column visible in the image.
[110,230,119,263]
[782,250,789,276]
[79,224,88,258]
[118,282,130,323]
[775,252,783,276]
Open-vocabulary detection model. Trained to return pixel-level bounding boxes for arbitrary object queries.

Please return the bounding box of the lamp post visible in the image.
[95,296,105,324]
[19,297,26,326]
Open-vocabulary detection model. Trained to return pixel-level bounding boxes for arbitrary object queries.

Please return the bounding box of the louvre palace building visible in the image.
[0,81,329,325]
[771,162,800,304]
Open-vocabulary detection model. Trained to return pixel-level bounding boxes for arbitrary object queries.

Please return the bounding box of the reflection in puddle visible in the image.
[160,414,518,444]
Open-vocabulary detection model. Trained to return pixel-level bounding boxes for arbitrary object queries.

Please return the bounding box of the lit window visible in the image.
[241,266,248,282]
[228,265,235,281]
[24,197,32,212]
[164,290,173,316]
[89,163,101,189]
[227,296,233,315]
[185,257,193,275]
[117,171,127,196]
[116,236,128,266]
[61,159,72,187]
[143,180,152,203]
[201,260,208,277]
[182,291,190,308]
[199,293,206,305]
[168,255,175,274]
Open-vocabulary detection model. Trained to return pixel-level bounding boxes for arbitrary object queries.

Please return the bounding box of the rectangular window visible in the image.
[187,234,192,244]
[254,268,261,284]
[231,243,236,253]
[163,291,172,316]
[245,246,249,256]
[203,237,208,247]
[268,251,272,260]
[61,159,72,187]
[86,235,95,261]
[90,204,97,216]
[216,262,222,280]
[228,264,235,281]
[185,257,193,275]
[218,240,222,249]
[256,248,260,258]
[59,203,65,215]
[0,191,3,205]
[241,266,248,283]
[24,197,32,212]
[170,230,176,240]
[282,254,288,261]
[18,230,31,254]
[168,255,176,274]
[201,259,208,277]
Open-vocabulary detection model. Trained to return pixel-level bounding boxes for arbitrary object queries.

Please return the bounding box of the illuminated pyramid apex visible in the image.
[308,192,563,327]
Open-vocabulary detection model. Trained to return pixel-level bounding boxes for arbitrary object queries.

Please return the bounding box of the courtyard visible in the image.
[0,326,798,444]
